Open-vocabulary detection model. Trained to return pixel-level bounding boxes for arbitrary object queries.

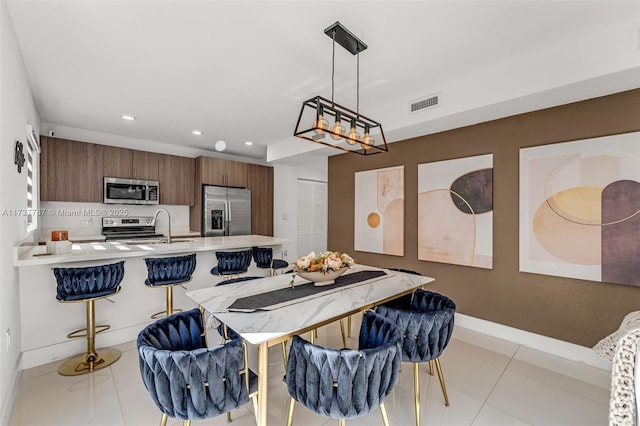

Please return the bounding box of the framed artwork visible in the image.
[519,132,640,286]
[354,165,404,256]
[418,154,493,269]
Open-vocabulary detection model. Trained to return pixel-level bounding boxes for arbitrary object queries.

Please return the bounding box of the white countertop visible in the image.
[14,235,293,267]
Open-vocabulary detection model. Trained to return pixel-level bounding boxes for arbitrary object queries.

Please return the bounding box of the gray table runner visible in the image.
[227,270,388,312]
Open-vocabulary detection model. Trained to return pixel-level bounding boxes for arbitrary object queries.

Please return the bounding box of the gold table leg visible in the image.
[257,342,268,426]
[414,362,421,426]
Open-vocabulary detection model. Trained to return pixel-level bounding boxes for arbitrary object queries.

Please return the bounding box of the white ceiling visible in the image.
[7,1,640,163]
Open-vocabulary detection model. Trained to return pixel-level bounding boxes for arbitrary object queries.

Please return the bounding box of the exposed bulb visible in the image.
[330,112,346,140]
[312,105,329,134]
[346,118,361,145]
[361,125,374,150]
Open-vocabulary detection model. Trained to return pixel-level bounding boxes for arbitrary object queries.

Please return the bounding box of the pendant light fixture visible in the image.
[294,21,388,155]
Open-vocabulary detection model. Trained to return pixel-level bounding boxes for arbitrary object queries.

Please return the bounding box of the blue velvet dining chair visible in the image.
[251,246,289,276]
[53,260,125,376]
[137,308,258,426]
[210,248,253,278]
[285,310,402,426]
[376,289,456,426]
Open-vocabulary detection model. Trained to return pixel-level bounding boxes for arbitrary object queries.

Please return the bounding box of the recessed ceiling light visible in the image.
[192,130,203,135]
[215,140,226,152]
[245,141,253,146]
[121,114,135,121]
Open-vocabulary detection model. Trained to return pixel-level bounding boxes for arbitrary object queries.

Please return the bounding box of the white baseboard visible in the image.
[21,322,149,370]
[455,313,611,371]
[2,354,23,426]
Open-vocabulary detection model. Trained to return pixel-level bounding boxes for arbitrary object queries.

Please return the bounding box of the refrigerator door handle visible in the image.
[228,201,232,222]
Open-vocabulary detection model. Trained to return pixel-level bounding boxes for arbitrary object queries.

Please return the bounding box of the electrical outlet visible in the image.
[6,328,10,352]
[282,250,288,258]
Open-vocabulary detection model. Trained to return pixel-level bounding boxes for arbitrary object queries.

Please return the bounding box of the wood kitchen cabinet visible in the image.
[158,154,194,206]
[247,163,274,236]
[190,156,272,234]
[102,145,133,178]
[132,150,159,180]
[40,137,103,202]
[198,156,248,187]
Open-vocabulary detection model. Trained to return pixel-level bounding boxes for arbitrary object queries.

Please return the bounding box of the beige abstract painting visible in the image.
[520,132,640,286]
[418,154,493,269]
[354,166,404,256]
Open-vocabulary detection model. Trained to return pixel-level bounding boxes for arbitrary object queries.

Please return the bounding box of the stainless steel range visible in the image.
[101,216,165,241]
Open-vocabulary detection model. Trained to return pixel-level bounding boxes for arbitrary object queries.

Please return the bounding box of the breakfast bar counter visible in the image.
[14,235,292,266]
[14,235,293,369]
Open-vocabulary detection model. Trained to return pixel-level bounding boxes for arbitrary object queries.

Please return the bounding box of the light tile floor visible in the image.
[9,314,611,426]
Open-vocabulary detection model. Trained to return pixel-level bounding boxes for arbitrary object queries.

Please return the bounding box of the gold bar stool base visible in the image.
[57,347,121,376]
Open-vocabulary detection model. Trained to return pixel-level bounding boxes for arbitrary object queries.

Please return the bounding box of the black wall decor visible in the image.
[14,141,25,173]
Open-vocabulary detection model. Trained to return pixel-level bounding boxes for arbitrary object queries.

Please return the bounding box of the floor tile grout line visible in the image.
[469,343,522,426]
[505,347,611,407]
[109,363,129,426]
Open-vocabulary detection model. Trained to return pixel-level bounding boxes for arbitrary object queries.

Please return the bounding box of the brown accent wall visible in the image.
[328,89,640,347]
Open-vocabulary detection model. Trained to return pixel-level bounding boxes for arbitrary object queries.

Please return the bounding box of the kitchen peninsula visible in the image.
[14,235,292,369]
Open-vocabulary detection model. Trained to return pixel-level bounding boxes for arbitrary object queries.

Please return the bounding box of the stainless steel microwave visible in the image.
[103,177,159,205]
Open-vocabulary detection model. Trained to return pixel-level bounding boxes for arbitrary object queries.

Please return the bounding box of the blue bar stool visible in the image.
[252,246,289,276]
[53,261,125,376]
[210,248,253,279]
[144,253,196,319]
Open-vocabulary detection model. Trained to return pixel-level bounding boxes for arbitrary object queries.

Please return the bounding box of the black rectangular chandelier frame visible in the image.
[293,21,388,156]
[294,95,388,155]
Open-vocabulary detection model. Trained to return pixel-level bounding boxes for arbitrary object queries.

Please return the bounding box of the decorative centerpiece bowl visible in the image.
[292,251,355,287]
[297,267,348,286]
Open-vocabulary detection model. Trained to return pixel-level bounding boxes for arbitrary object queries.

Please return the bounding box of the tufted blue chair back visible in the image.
[144,253,196,286]
[251,246,272,268]
[210,249,253,276]
[53,261,125,302]
[376,290,456,363]
[137,308,253,422]
[285,311,402,420]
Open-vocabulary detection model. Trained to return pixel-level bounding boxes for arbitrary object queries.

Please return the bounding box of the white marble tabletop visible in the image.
[186,264,434,345]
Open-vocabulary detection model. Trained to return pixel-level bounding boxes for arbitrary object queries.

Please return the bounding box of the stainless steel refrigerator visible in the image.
[202,185,252,236]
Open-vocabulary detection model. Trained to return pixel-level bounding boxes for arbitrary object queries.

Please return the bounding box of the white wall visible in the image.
[273,161,328,263]
[0,1,41,423]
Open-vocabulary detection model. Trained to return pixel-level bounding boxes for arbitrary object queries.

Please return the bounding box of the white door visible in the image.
[297,179,327,256]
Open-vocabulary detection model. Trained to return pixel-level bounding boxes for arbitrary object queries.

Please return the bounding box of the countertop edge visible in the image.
[15,235,294,267]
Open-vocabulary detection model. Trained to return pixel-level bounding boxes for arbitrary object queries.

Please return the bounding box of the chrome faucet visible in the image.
[153,208,172,244]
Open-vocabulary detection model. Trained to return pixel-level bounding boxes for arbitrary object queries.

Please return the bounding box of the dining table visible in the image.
[185,263,434,426]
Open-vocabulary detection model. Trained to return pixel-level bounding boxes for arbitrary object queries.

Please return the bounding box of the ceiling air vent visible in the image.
[409,93,440,113]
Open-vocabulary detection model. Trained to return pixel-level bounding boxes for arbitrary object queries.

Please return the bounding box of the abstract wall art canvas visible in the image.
[418,154,493,269]
[354,165,404,256]
[519,132,640,286]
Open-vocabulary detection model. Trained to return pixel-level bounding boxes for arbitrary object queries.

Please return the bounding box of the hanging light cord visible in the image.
[331,30,336,105]
[356,48,360,117]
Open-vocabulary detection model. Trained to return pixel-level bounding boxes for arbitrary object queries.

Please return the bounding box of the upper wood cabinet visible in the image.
[198,156,247,187]
[159,154,194,206]
[102,145,132,178]
[40,137,104,202]
[40,137,195,206]
[132,150,159,180]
